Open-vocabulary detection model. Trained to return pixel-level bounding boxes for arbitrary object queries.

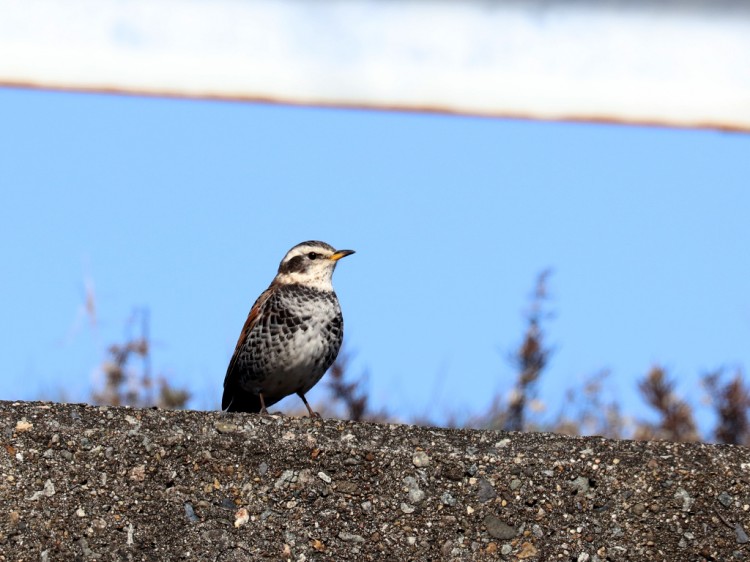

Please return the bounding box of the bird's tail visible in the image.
[222,380,263,413]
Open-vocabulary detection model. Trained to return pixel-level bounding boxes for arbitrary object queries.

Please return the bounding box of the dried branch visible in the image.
[704,369,750,445]
[635,366,698,442]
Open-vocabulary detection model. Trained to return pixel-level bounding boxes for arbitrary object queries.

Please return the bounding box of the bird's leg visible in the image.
[258,393,269,415]
[298,392,320,418]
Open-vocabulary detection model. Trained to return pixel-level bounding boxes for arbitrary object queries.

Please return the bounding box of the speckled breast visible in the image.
[240,284,343,399]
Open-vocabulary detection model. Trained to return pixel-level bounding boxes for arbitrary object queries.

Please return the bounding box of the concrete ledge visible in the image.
[1,400,749,560]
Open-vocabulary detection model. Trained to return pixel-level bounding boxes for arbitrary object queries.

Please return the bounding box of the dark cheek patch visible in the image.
[279,255,308,275]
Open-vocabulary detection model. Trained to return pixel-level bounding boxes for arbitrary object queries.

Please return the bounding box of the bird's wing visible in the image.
[222,284,276,411]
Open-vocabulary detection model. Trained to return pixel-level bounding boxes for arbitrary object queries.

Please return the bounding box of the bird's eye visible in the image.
[307,252,319,260]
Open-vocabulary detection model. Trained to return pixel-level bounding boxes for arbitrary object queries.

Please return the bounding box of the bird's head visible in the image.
[274,240,355,289]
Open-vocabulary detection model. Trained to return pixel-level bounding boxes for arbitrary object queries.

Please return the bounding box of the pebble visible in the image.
[477,478,497,502]
[402,476,425,503]
[337,481,359,495]
[214,421,239,434]
[517,541,538,559]
[408,488,426,504]
[184,503,200,523]
[674,488,694,512]
[234,508,250,528]
[412,451,430,467]
[129,465,146,482]
[484,515,517,540]
[735,523,749,544]
[441,492,456,506]
[338,531,365,543]
[318,471,332,484]
[718,492,733,507]
[275,470,297,488]
[401,503,416,514]
[631,503,646,516]
[15,419,33,432]
[570,476,590,495]
[27,480,55,501]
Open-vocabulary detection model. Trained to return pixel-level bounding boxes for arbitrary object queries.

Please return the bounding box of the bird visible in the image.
[222,241,355,416]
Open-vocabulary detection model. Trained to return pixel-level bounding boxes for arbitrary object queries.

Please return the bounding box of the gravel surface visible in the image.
[1,400,749,561]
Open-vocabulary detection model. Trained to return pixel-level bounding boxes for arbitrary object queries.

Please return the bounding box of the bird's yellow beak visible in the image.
[330,249,355,262]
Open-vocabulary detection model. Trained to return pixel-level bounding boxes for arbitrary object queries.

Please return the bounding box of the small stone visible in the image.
[401,503,416,514]
[407,536,416,545]
[403,476,418,488]
[15,419,33,432]
[441,492,456,506]
[184,503,200,522]
[674,488,694,512]
[275,470,297,489]
[735,523,749,544]
[337,481,359,495]
[501,544,513,555]
[234,508,249,528]
[361,501,372,511]
[570,476,590,495]
[214,421,239,434]
[578,553,590,562]
[408,488,426,504]
[338,531,365,543]
[718,492,733,507]
[317,471,332,484]
[129,465,146,482]
[477,478,497,502]
[27,480,55,501]
[484,515,516,540]
[495,438,511,448]
[258,462,268,476]
[631,503,646,516]
[517,542,538,559]
[76,507,86,517]
[509,479,522,491]
[413,451,430,467]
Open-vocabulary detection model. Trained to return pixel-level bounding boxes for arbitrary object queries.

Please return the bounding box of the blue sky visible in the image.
[2,87,749,431]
